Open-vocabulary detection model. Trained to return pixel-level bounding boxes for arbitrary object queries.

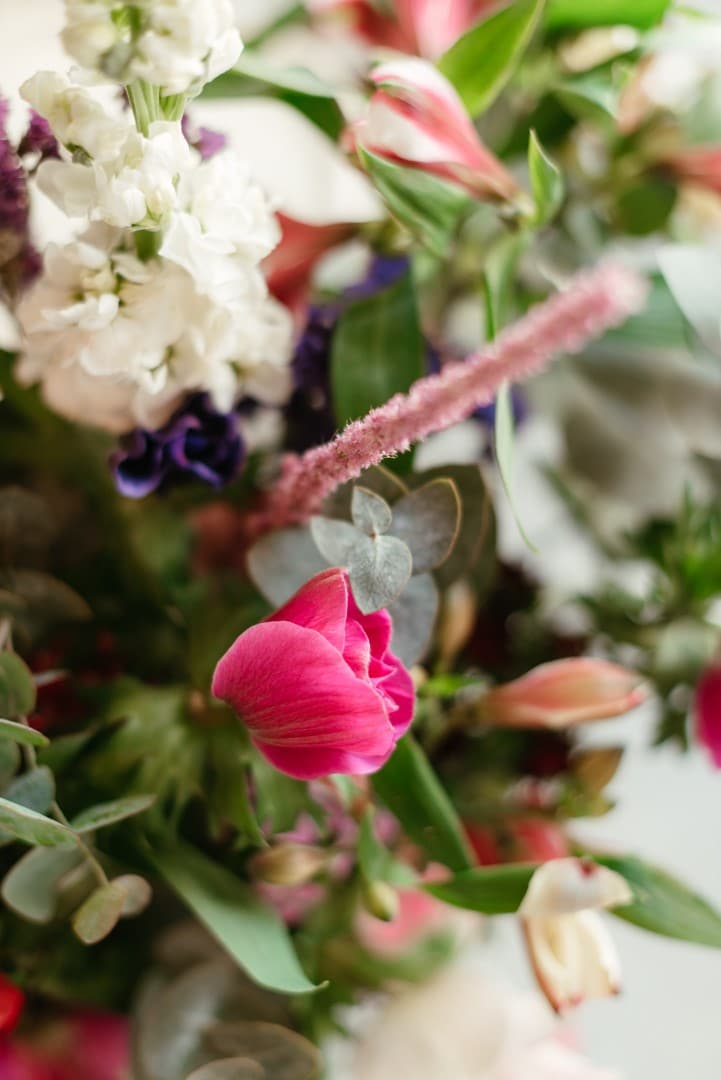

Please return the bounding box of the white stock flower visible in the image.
[161,150,282,303]
[62,0,243,97]
[21,71,131,162]
[16,228,293,433]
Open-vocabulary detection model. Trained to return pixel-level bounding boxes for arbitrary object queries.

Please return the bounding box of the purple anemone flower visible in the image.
[0,97,41,295]
[111,394,246,498]
[181,114,227,160]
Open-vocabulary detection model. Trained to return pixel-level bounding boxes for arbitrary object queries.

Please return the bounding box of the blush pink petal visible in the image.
[696,665,721,768]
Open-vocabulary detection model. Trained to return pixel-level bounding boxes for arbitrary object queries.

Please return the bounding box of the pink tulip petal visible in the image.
[213,622,395,768]
[377,660,415,736]
[267,566,349,651]
[255,741,392,780]
[343,617,373,680]
[349,593,393,656]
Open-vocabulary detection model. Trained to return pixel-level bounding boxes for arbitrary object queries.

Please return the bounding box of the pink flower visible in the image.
[212,568,415,779]
[0,976,24,1035]
[481,658,647,729]
[349,57,518,201]
[666,145,721,197]
[696,663,721,767]
[264,213,353,314]
[0,1012,128,1080]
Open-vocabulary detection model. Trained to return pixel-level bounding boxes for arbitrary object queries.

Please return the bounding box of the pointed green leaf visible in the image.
[439,0,545,116]
[152,844,320,995]
[331,269,425,425]
[424,864,535,913]
[358,148,471,257]
[528,130,564,226]
[0,653,36,717]
[545,0,669,30]
[373,736,474,872]
[0,718,49,748]
[71,794,156,833]
[495,382,537,552]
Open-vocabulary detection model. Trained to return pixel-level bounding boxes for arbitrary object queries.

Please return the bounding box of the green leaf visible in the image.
[203,55,344,139]
[72,879,128,944]
[331,269,425,425]
[2,765,54,814]
[348,534,413,615]
[545,0,669,30]
[598,855,721,948]
[495,382,537,551]
[2,844,84,923]
[358,810,417,887]
[554,72,619,125]
[152,844,320,994]
[71,794,156,833]
[373,736,474,872]
[0,653,36,717]
[424,864,535,913]
[389,572,439,667]
[205,1020,324,1079]
[0,718,48,748]
[528,130,564,227]
[310,517,364,566]
[389,479,461,574]
[358,148,471,257]
[351,487,393,536]
[439,0,545,116]
[616,180,676,236]
[409,466,495,589]
[0,798,73,846]
[247,527,327,608]
[0,741,19,787]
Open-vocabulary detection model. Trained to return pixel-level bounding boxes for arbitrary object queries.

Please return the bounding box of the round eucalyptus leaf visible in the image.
[2,844,84,923]
[389,478,461,574]
[348,534,413,614]
[389,573,439,666]
[72,879,128,945]
[205,1021,322,1080]
[351,486,392,536]
[0,653,36,718]
[116,873,153,917]
[186,1060,263,1080]
[309,516,362,567]
[247,528,327,608]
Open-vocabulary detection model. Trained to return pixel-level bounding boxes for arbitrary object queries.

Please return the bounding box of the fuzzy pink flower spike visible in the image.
[261,262,647,530]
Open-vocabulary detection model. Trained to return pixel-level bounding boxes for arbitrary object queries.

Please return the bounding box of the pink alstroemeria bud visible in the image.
[695,663,721,768]
[350,57,519,202]
[212,568,415,780]
[394,0,498,60]
[481,658,647,729]
[520,858,632,1012]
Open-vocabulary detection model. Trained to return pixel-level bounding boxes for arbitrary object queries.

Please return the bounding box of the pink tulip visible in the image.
[481,658,647,729]
[696,663,721,767]
[349,57,519,201]
[212,568,415,779]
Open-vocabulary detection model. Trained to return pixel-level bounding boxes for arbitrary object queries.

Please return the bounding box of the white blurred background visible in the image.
[2,2,720,1076]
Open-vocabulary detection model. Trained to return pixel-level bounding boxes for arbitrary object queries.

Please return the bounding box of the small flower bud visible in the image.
[250,844,329,887]
[362,880,400,923]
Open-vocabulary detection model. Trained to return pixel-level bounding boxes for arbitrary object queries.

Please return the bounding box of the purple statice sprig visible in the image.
[0,97,43,296]
[111,394,246,498]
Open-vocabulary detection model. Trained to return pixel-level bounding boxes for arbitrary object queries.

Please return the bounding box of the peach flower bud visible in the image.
[481,658,647,729]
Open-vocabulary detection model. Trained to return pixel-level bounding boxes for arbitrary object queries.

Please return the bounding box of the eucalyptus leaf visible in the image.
[309,517,363,567]
[322,466,409,520]
[389,573,439,666]
[439,0,545,116]
[2,844,84,923]
[0,740,19,787]
[389,479,461,574]
[72,879,128,945]
[358,148,471,257]
[153,845,320,994]
[0,798,74,846]
[0,717,48,748]
[409,466,494,588]
[247,527,327,608]
[351,487,392,536]
[116,873,153,917]
[2,765,54,815]
[528,130,564,227]
[373,736,474,872]
[0,652,36,717]
[348,534,413,614]
[331,269,425,425]
[205,1021,323,1080]
[72,794,156,833]
[186,1062,263,1080]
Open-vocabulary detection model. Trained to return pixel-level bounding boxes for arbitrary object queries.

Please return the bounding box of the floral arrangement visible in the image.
[1,0,721,1076]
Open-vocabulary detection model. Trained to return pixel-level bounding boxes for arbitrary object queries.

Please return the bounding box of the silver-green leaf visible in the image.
[389,479,461,574]
[351,487,392,536]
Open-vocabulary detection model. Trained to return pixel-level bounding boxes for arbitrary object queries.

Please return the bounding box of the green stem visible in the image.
[51,801,109,887]
[134,228,161,261]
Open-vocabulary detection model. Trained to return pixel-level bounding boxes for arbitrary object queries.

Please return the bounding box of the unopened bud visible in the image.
[250,844,328,887]
[362,880,399,923]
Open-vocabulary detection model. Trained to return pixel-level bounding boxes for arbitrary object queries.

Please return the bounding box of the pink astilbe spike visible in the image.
[260,263,647,530]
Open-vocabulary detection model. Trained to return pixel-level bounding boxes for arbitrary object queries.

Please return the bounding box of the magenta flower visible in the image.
[696,664,721,768]
[212,568,415,779]
[349,57,518,202]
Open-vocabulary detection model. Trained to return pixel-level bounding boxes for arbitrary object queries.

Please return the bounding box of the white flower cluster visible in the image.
[62,0,243,97]
[17,73,293,433]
